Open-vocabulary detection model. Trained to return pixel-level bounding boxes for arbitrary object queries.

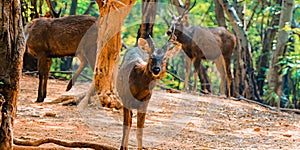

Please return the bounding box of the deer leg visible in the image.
[137,111,146,150]
[66,57,87,91]
[192,68,198,93]
[214,56,230,97]
[121,107,132,150]
[193,59,211,94]
[199,63,212,93]
[37,57,52,102]
[224,57,233,97]
[183,55,192,92]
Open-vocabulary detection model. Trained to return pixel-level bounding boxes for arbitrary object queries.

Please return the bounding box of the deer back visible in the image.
[25,15,96,58]
[208,27,236,60]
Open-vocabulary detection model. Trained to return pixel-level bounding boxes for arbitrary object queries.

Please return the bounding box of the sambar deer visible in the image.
[25,15,97,102]
[166,0,236,97]
[117,37,181,150]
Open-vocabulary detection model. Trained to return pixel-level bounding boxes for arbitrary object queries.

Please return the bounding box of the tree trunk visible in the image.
[83,1,96,15]
[213,0,227,28]
[94,0,136,109]
[268,0,294,108]
[256,0,281,96]
[219,0,261,101]
[0,0,25,148]
[136,0,157,45]
[69,0,77,15]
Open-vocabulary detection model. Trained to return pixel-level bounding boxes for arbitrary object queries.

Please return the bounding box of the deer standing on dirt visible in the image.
[117,38,181,150]
[25,15,97,102]
[166,0,236,97]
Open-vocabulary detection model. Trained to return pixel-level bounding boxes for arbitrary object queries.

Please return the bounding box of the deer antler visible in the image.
[46,0,62,18]
[182,0,196,16]
[148,35,157,50]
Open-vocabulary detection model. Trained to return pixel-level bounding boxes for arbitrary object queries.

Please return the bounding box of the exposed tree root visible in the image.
[98,92,122,110]
[44,93,85,105]
[13,138,118,150]
[279,108,300,114]
[13,145,68,150]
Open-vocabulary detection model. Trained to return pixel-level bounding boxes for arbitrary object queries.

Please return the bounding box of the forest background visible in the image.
[21,0,300,109]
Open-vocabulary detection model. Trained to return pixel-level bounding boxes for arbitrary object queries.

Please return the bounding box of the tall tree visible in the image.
[218,0,261,101]
[94,0,136,109]
[213,0,227,28]
[257,0,282,96]
[69,0,78,15]
[268,0,294,107]
[136,0,157,44]
[0,0,25,148]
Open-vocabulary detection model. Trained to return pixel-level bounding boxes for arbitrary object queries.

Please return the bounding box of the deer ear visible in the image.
[138,38,151,54]
[166,43,182,58]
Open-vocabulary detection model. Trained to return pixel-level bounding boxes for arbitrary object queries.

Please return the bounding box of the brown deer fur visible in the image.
[117,38,181,150]
[25,15,97,102]
[167,14,236,97]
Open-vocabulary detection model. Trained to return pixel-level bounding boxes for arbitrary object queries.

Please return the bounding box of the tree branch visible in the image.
[13,138,118,150]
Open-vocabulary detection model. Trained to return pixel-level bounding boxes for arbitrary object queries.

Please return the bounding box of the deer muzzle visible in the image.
[152,67,161,75]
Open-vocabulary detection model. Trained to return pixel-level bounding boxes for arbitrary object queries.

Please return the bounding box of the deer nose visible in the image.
[152,67,161,75]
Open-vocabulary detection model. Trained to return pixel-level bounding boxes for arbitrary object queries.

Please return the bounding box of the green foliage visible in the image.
[21,0,300,107]
[262,87,280,105]
[277,34,300,106]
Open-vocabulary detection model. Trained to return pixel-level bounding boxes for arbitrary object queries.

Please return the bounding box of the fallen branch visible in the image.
[23,71,92,81]
[13,145,67,150]
[231,95,300,114]
[13,138,117,150]
[235,95,277,111]
[279,108,300,114]
[44,93,86,105]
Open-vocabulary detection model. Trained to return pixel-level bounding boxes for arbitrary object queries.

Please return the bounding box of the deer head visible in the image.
[137,37,181,78]
[166,0,196,39]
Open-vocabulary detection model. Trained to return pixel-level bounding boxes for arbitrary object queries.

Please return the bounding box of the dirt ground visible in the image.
[14,75,300,149]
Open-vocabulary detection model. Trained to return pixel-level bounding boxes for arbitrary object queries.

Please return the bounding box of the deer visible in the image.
[24,15,97,102]
[166,0,236,97]
[116,37,181,150]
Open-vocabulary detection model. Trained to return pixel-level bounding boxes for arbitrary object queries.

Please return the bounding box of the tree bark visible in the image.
[219,0,261,101]
[268,0,294,108]
[0,0,25,148]
[213,0,227,28]
[94,0,136,109]
[69,0,77,15]
[83,1,96,15]
[256,0,281,96]
[136,0,157,45]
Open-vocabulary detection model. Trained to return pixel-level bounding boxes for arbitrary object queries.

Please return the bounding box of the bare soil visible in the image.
[14,75,300,149]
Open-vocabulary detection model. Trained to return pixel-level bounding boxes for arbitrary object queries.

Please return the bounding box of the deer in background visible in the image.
[117,37,181,150]
[166,0,236,97]
[25,15,97,102]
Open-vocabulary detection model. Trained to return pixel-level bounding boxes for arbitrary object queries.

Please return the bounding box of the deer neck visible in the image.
[131,63,157,88]
[175,26,194,59]
[175,26,193,45]
[128,63,158,102]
